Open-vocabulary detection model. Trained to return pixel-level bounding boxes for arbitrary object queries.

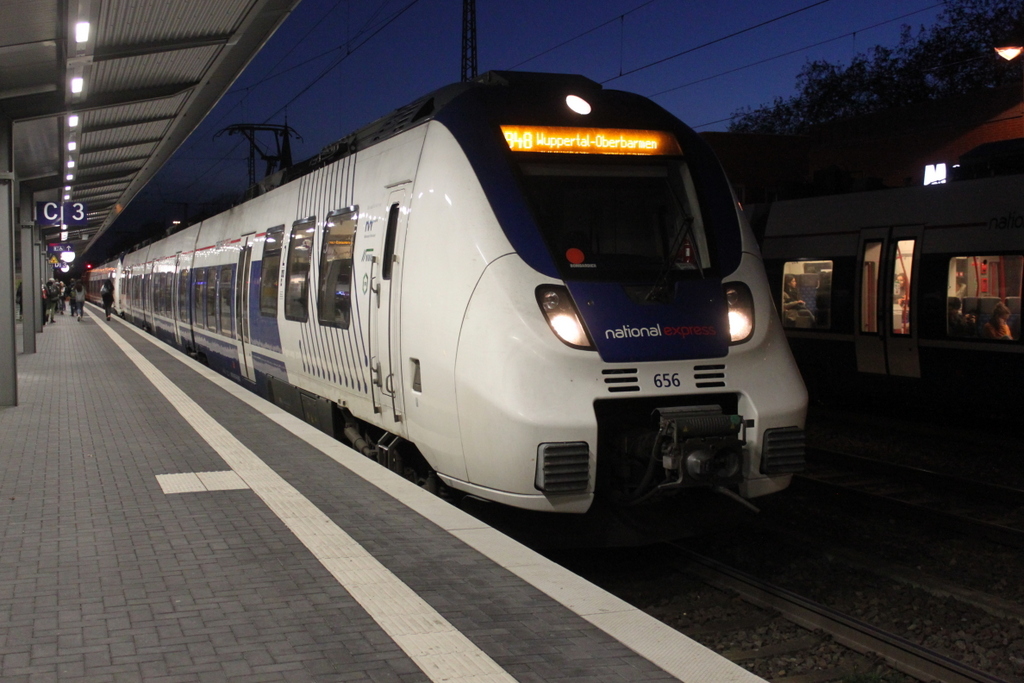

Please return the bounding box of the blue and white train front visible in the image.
[433,76,807,520]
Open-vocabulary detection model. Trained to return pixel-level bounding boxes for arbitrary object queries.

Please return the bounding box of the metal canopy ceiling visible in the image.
[0,0,300,250]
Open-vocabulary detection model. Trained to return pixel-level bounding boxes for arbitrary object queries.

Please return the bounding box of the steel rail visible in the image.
[807,449,1024,505]
[670,546,1009,683]
[800,449,1024,549]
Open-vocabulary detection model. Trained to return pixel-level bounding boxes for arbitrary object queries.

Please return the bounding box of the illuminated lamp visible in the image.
[61,251,76,263]
[996,46,1023,61]
[566,95,592,115]
[70,77,84,93]
[68,141,77,151]
[75,21,90,43]
[66,173,74,181]
[67,160,75,168]
[68,114,79,127]
[996,28,1024,136]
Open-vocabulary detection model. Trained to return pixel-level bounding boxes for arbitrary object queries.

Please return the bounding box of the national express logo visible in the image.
[990,211,1024,230]
[605,323,717,340]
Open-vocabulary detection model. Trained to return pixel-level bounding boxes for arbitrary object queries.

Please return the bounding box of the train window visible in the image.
[892,240,914,336]
[157,272,168,316]
[947,255,1022,340]
[205,266,218,330]
[381,203,399,281]
[284,218,314,322]
[318,209,357,328]
[517,160,710,283]
[178,269,189,322]
[781,261,832,329]
[193,268,206,329]
[260,225,285,317]
[860,242,882,333]
[219,264,234,338]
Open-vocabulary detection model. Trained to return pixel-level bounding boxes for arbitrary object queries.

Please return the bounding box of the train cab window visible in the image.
[892,240,914,336]
[260,225,285,317]
[193,268,206,329]
[178,269,190,322]
[205,267,218,330]
[517,160,711,283]
[218,264,234,338]
[318,208,357,328]
[781,261,832,329]
[947,255,1022,340]
[284,218,314,322]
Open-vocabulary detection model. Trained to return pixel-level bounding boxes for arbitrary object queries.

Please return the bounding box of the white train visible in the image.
[87,72,807,542]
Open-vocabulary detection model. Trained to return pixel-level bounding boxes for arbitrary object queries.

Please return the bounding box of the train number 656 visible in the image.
[653,372,681,388]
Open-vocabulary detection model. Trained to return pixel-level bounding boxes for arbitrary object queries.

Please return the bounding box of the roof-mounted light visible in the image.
[566,95,591,115]
[68,114,79,127]
[75,22,90,43]
[70,77,84,94]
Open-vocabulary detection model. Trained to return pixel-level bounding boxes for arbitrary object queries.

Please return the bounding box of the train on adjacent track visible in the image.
[86,71,807,544]
[761,172,1023,421]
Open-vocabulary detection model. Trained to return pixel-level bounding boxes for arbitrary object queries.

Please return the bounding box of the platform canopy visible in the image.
[1,0,301,248]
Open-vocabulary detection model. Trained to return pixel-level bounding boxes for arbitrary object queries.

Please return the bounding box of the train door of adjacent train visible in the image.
[855,226,922,378]
[236,234,256,383]
[368,186,408,423]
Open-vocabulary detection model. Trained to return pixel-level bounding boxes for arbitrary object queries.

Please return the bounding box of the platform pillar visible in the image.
[0,116,16,406]
[20,184,36,355]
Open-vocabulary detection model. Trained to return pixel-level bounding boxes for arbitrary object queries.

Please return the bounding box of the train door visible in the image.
[171,253,185,345]
[236,234,256,383]
[855,226,922,377]
[368,185,408,423]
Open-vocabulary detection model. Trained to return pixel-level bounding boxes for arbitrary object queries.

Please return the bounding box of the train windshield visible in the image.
[518,160,711,283]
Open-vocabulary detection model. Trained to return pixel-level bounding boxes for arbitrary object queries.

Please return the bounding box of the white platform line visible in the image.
[156,470,249,494]
[95,318,518,683]
[102,310,766,683]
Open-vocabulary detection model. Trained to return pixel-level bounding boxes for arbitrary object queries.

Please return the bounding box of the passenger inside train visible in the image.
[950,255,1021,341]
[780,263,832,329]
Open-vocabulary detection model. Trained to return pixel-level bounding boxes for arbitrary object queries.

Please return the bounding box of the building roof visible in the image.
[1,0,300,249]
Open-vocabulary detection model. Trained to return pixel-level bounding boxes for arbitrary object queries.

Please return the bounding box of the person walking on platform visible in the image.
[101,278,114,320]
[72,281,86,321]
[45,279,61,323]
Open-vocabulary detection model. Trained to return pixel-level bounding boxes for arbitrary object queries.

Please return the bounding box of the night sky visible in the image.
[94,0,945,261]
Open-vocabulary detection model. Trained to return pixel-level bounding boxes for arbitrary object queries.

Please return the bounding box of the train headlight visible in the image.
[536,285,593,349]
[724,282,754,344]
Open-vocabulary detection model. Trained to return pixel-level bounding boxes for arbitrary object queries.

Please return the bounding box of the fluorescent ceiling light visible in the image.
[75,22,90,43]
[70,77,84,94]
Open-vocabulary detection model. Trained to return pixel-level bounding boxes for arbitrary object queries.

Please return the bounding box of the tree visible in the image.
[729,0,1024,134]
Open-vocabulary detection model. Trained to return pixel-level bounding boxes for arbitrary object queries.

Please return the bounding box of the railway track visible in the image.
[797,448,1024,549]
[668,546,1010,683]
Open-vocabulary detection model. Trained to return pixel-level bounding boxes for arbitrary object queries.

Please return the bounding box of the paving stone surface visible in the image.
[0,309,683,682]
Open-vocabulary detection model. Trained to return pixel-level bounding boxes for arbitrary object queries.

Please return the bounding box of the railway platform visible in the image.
[0,304,763,682]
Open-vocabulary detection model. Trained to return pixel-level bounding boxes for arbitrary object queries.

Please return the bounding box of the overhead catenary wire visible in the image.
[600,0,837,83]
[174,0,423,201]
[649,3,943,99]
